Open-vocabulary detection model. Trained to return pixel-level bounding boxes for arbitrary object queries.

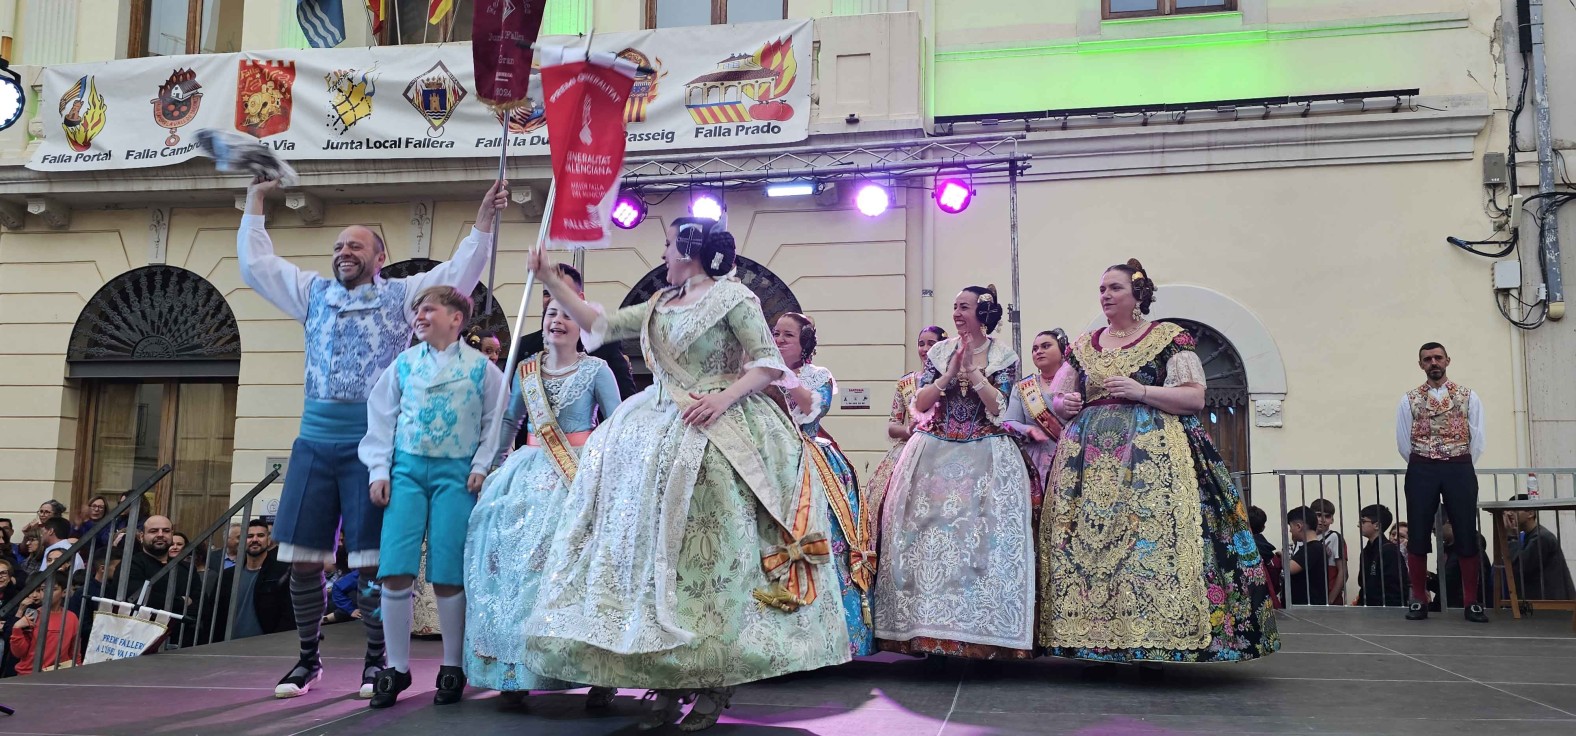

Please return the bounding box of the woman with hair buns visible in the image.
[1002,328,1069,492]
[873,285,1038,660]
[521,219,850,732]
[772,312,875,657]
[1040,259,1278,668]
[865,326,946,519]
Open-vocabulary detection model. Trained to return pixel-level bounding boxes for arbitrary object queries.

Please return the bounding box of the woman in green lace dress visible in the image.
[521,219,850,732]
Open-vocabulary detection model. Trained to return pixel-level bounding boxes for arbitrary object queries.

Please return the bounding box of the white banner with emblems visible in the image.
[27,19,811,172]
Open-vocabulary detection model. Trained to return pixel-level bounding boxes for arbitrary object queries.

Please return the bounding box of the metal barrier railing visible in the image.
[1276,468,1576,611]
[0,467,282,676]
[0,465,169,675]
[143,469,280,651]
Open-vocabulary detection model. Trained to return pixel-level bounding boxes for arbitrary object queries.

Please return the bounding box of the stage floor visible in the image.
[1,607,1573,735]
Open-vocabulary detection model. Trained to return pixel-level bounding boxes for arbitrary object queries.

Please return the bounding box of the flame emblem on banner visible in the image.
[753,37,796,102]
[60,76,108,153]
[685,36,796,125]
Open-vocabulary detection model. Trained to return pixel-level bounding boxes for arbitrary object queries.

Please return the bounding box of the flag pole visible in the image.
[486,25,597,468]
[487,184,552,465]
[485,117,508,316]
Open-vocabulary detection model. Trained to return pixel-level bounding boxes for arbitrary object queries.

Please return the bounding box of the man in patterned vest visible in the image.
[1395,342,1488,623]
[238,177,508,698]
[359,285,504,709]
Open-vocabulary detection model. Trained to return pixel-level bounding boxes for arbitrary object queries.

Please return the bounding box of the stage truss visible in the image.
[618,133,1035,354]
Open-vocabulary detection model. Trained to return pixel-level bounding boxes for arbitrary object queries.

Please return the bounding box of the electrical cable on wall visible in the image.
[1448,46,1575,330]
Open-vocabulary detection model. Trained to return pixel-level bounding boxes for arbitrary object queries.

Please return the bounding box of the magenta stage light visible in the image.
[690,193,723,221]
[611,192,647,229]
[854,182,890,217]
[934,179,973,214]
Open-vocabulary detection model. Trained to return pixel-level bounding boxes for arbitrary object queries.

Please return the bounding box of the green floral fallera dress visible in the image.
[522,277,852,688]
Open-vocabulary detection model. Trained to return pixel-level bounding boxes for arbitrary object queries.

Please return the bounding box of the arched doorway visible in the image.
[1170,318,1253,499]
[380,259,511,364]
[618,255,802,384]
[68,265,241,535]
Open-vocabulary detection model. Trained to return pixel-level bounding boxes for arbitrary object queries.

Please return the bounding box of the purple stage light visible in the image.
[934,179,973,214]
[611,192,647,229]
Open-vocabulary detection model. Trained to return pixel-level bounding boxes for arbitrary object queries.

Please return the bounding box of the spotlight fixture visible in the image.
[690,192,723,221]
[765,180,817,198]
[933,179,974,214]
[0,58,24,132]
[610,191,647,230]
[854,181,891,217]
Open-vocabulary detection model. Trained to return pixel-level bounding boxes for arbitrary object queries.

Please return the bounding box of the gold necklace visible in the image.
[1107,321,1145,339]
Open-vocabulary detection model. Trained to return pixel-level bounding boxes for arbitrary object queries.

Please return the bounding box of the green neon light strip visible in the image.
[936,14,1468,62]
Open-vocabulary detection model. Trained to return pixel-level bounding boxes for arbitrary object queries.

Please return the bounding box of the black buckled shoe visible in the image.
[434,665,466,705]
[1405,599,1428,620]
[359,654,384,699]
[1465,603,1490,623]
[368,667,412,709]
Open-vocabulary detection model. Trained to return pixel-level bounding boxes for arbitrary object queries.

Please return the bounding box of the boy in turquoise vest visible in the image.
[359,285,504,708]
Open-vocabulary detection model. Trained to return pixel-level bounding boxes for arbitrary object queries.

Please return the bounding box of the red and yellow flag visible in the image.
[366,0,386,34]
[427,0,453,25]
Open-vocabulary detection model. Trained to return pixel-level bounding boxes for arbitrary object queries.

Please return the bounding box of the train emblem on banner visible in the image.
[684,36,796,126]
[59,75,108,153]
[235,60,296,138]
[404,61,468,137]
[151,69,203,147]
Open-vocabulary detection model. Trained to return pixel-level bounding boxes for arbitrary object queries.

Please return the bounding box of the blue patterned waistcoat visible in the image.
[393,342,490,459]
[304,277,412,402]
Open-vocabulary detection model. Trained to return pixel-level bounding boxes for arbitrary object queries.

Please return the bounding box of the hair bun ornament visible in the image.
[711,252,724,271]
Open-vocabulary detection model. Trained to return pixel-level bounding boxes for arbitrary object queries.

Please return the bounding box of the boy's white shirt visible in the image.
[358,340,506,483]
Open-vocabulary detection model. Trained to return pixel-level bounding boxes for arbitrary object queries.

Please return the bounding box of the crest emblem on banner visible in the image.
[59,75,108,153]
[684,36,797,125]
[404,61,467,137]
[235,60,296,138]
[326,67,377,134]
[150,69,202,147]
[618,48,663,124]
[497,101,546,135]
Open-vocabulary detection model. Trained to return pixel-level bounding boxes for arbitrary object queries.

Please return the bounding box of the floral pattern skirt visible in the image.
[522,388,851,688]
[817,437,875,656]
[874,433,1037,658]
[462,445,581,692]
[1038,405,1279,662]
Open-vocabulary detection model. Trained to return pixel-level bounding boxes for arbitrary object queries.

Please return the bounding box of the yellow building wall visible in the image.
[933,157,1515,518]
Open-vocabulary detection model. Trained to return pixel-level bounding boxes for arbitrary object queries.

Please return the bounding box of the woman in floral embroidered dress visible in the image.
[1040,259,1278,667]
[873,286,1038,660]
[463,299,620,706]
[772,312,875,656]
[521,220,850,732]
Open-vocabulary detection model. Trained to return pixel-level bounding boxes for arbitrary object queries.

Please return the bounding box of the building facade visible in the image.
[0,1,1549,561]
